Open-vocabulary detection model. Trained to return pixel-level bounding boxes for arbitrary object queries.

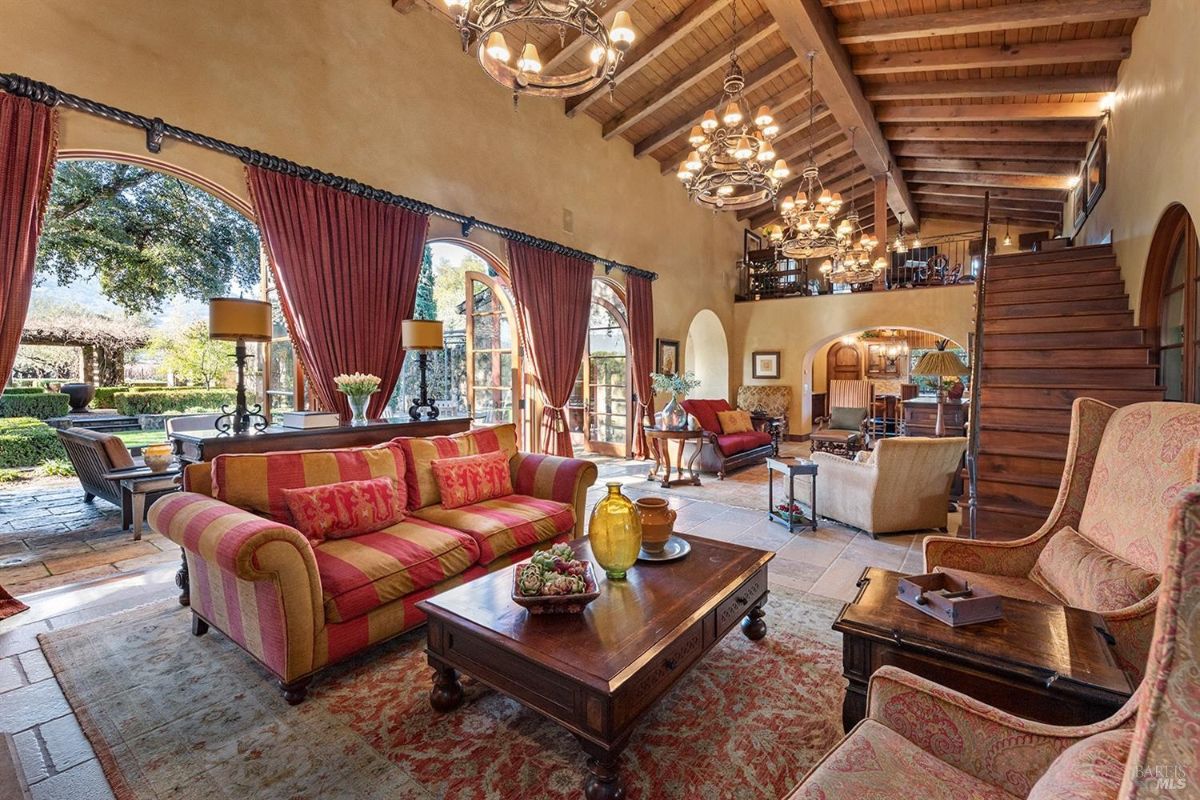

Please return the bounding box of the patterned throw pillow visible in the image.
[716,409,754,434]
[1030,525,1160,610]
[282,476,407,542]
[395,422,518,510]
[431,449,515,509]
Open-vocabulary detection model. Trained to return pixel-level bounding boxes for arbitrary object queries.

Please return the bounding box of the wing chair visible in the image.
[795,437,967,537]
[811,379,874,457]
[924,399,1200,681]
[785,483,1200,800]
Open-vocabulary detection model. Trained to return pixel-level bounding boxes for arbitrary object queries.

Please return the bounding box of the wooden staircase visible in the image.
[972,243,1164,540]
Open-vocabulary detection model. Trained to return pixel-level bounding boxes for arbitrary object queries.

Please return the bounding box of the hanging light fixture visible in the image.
[446,0,636,103]
[676,1,788,211]
[818,134,886,286]
[1003,218,1012,247]
[891,211,909,255]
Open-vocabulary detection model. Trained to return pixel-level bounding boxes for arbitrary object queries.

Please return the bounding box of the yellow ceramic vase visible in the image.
[588,482,643,580]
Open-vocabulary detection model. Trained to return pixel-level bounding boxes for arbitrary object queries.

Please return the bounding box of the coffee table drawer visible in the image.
[613,621,704,729]
[712,566,768,642]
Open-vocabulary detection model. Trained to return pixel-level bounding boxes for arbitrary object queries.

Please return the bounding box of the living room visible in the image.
[0,0,1198,798]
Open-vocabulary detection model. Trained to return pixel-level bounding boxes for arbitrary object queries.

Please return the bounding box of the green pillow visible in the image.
[829,406,867,431]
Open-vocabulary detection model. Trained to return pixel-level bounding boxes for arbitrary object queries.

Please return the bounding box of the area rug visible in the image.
[40,588,845,800]
[0,584,28,619]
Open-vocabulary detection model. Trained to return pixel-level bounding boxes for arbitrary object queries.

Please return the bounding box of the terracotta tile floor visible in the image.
[0,452,957,799]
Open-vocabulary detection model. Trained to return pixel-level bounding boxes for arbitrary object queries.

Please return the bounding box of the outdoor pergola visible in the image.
[19,317,148,386]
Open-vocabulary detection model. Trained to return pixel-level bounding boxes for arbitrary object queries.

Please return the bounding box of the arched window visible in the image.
[567,280,630,456]
[1143,206,1200,401]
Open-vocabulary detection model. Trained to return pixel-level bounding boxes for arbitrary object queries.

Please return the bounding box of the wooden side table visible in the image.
[102,466,181,539]
[766,457,818,532]
[643,427,703,488]
[750,413,785,456]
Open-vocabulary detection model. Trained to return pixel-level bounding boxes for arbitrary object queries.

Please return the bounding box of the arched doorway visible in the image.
[684,309,729,400]
[1140,204,1200,402]
[569,279,631,456]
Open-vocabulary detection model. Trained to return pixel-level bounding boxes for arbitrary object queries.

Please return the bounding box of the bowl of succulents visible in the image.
[511,543,601,614]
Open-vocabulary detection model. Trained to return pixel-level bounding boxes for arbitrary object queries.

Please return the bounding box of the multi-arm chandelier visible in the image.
[820,203,885,285]
[445,0,635,101]
[675,2,789,211]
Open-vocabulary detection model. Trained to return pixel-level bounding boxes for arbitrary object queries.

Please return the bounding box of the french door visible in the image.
[569,293,630,456]
[464,270,522,439]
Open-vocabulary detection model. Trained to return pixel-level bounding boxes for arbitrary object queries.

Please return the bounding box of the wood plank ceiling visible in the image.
[411,0,1150,235]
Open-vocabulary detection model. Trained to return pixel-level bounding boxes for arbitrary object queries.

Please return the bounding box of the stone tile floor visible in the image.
[0,451,955,799]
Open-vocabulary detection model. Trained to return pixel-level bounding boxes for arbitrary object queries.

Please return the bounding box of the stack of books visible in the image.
[277,411,340,429]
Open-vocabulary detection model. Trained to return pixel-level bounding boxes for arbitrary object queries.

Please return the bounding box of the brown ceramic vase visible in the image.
[634,497,676,554]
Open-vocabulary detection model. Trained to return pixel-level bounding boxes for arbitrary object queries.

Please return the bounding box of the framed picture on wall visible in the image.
[743,229,765,261]
[1072,174,1087,229]
[752,351,781,379]
[1084,129,1107,212]
[655,338,680,375]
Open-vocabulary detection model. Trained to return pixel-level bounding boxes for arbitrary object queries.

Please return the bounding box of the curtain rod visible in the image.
[0,74,659,281]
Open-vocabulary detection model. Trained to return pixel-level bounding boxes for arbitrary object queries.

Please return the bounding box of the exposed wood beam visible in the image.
[877,102,1103,123]
[601,16,779,140]
[854,37,1133,75]
[891,140,1086,162]
[839,0,1150,45]
[885,123,1095,143]
[542,0,640,75]
[633,51,797,157]
[566,0,731,118]
[918,194,1064,216]
[897,158,1078,178]
[911,183,1066,204]
[763,0,918,224]
[905,171,1073,191]
[919,204,1061,227]
[864,74,1116,101]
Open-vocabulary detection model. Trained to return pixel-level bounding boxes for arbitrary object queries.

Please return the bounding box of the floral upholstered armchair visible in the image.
[786,484,1200,799]
[924,399,1200,681]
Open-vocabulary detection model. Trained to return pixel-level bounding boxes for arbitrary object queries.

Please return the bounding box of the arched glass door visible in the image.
[569,282,630,456]
[1146,207,1200,402]
[465,270,522,435]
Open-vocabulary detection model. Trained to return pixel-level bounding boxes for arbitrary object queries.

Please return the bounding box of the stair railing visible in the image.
[965,191,991,540]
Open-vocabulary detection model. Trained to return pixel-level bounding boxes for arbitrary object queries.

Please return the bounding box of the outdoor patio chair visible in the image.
[56,428,176,531]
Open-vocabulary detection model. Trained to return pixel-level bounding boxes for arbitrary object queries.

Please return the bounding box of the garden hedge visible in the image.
[0,418,67,468]
[0,392,71,420]
[2,388,47,395]
[113,389,236,416]
[93,386,129,408]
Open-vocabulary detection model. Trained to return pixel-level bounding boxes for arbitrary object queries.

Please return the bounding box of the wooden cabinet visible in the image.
[901,397,967,437]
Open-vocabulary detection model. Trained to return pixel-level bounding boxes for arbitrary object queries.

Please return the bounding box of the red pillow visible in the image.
[282,476,407,542]
[430,449,514,509]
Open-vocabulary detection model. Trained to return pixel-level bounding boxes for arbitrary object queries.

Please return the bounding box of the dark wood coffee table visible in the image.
[834,567,1133,731]
[417,535,772,799]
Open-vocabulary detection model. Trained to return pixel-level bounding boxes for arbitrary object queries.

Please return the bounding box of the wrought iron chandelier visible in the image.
[675,1,789,211]
[445,0,636,102]
[820,140,885,284]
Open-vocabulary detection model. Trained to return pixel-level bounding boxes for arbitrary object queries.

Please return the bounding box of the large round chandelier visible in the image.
[820,203,885,285]
[675,2,789,211]
[445,0,636,101]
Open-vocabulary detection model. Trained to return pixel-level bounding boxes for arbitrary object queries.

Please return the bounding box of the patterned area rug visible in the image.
[40,588,845,800]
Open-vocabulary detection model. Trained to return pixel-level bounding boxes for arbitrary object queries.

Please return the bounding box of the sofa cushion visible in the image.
[715,430,772,456]
[1030,526,1160,611]
[716,409,754,434]
[395,423,518,511]
[211,443,407,523]
[935,567,1063,606]
[681,398,731,434]
[1028,730,1132,800]
[314,517,479,623]
[413,494,574,565]
[829,406,868,431]
[282,476,407,542]
[431,450,514,509]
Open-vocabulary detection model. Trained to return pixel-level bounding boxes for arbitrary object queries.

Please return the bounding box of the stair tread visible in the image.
[978,445,1068,461]
[982,343,1150,351]
[979,422,1069,434]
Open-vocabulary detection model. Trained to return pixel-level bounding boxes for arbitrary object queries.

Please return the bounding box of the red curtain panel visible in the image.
[0,91,58,390]
[508,241,593,456]
[626,273,655,459]
[246,167,429,419]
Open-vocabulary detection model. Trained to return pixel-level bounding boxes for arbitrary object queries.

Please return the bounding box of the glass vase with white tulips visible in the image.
[334,372,382,425]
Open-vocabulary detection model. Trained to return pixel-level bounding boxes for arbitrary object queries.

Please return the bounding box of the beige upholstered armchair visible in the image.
[924,399,1200,681]
[786,484,1200,800]
[811,379,874,457]
[797,436,966,537]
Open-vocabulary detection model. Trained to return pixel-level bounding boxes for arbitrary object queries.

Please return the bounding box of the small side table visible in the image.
[102,466,181,539]
[766,457,818,532]
[750,413,785,456]
[643,427,703,488]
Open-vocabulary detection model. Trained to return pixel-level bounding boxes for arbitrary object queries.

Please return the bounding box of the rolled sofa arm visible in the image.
[147,492,324,682]
[511,453,599,538]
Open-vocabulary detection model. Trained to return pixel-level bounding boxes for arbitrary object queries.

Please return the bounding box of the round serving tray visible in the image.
[637,535,691,563]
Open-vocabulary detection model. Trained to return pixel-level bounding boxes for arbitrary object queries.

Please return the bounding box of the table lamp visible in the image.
[209,298,272,434]
[911,341,969,437]
[402,319,444,421]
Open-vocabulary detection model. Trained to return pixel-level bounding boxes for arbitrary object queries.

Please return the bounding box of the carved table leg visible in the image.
[581,744,625,800]
[742,602,767,641]
[191,613,208,636]
[684,437,702,486]
[176,548,190,607]
[429,664,464,712]
[646,439,662,483]
[279,676,311,705]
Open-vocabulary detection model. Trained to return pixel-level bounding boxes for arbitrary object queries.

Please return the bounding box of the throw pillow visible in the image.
[431,449,515,509]
[1030,525,1160,610]
[282,476,407,542]
[828,406,867,431]
[716,409,754,434]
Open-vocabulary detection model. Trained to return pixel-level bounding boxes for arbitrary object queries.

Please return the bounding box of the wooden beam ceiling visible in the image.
[877,102,1104,124]
[905,171,1074,191]
[919,204,1061,227]
[891,140,1086,162]
[659,104,834,176]
[863,75,1117,102]
[853,37,1133,75]
[763,0,918,225]
[884,123,1096,143]
[838,0,1150,45]
[737,137,857,218]
[910,183,1066,204]
[897,158,1078,178]
[541,0,640,75]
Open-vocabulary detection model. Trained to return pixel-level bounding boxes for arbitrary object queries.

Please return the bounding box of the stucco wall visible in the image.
[1072,0,1200,320]
[1,0,744,370]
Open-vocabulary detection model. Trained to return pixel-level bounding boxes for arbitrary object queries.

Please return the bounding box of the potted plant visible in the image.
[333,373,382,425]
[650,371,701,431]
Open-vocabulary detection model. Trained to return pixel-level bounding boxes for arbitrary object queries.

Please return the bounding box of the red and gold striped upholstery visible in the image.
[396,422,519,510]
[413,495,574,565]
[511,452,597,538]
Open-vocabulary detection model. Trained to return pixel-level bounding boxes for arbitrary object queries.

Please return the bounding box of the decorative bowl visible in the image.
[511,561,600,615]
[142,443,174,473]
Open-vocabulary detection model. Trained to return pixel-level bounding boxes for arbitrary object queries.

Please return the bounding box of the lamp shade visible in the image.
[402,319,445,351]
[209,298,272,342]
[912,349,969,377]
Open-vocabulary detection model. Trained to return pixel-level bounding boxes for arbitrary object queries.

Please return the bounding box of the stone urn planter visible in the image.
[60,382,95,413]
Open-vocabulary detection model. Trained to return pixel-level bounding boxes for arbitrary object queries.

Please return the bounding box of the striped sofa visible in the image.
[148,423,597,704]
